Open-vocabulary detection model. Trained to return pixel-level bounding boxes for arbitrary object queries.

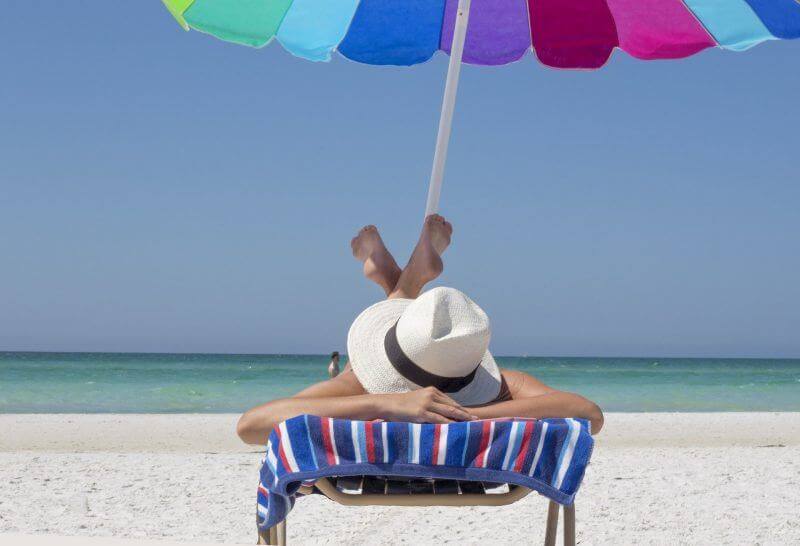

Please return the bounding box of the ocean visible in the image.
[0,352,798,413]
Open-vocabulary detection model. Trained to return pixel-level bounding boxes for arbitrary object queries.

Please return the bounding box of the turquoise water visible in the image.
[0,352,798,413]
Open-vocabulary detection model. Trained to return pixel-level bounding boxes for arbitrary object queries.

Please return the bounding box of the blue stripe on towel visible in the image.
[391,422,407,463]
[333,418,354,463]
[539,420,565,485]
[460,421,471,466]
[419,424,435,465]
[446,422,469,467]
[302,415,319,470]
[486,421,512,469]
[463,423,484,466]
[306,415,327,469]
[286,416,313,471]
[371,422,383,464]
[526,420,549,478]
[357,421,369,463]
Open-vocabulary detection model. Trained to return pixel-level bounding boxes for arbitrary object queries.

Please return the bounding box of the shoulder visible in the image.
[294,369,367,399]
[499,368,556,399]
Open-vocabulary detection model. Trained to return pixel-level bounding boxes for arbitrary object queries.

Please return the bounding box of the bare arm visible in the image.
[470,369,604,434]
[236,371,476,445]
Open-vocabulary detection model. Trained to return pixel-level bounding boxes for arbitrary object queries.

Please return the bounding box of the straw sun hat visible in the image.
[347,287,502,406]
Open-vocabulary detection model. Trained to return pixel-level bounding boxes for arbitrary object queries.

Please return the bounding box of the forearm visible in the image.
[237,394,383,445]
[237,385,478,445]
[470,391,604,434]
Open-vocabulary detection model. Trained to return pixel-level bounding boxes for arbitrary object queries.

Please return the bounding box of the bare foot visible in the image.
[399,214,453,292]
[351,225,401,295]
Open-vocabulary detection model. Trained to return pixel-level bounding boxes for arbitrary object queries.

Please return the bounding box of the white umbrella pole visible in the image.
[424,0,472,218]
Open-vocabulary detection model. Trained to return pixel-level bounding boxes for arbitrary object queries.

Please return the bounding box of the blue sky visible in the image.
[1,3,798,357]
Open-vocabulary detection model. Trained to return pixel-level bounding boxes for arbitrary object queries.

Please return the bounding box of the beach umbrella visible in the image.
[162,0,800,216]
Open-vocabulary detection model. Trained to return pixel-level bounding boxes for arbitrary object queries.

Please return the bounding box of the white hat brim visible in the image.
[347,299,502,407]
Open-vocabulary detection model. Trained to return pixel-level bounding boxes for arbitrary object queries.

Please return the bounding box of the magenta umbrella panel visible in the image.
[164,0,800,69]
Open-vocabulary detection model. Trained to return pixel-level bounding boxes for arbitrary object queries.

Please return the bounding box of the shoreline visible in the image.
[1,412,799,452]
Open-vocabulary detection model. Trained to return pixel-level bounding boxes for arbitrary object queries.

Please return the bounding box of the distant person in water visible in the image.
[237,215,603,445]
[327,351,340,378]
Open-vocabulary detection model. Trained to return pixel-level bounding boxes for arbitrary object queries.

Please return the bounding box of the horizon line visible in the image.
[1,349,798,361]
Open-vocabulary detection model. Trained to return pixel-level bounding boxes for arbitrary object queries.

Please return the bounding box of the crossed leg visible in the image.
[351,214,453,300]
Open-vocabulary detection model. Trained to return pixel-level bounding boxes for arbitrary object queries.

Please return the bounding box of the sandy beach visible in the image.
[1,413,798,545]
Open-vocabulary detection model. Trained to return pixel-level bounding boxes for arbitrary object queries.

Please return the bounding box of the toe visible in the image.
[427,214,443,224]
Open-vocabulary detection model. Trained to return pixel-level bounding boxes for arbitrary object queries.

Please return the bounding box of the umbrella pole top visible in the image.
[425,0,472,219]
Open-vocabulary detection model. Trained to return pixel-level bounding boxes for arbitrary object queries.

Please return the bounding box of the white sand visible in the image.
[1,413,798,545]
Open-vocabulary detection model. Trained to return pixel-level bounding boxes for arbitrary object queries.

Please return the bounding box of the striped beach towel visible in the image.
[257,415,593,529]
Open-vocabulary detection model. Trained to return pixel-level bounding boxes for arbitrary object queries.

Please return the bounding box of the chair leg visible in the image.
[277,519,287,545]
[544,500,559,546]
[563,504,575,546]
[255,517,285,545]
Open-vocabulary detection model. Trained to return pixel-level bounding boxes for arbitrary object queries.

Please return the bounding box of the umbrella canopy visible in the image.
[161,0,799,215]
[164,0,799,68]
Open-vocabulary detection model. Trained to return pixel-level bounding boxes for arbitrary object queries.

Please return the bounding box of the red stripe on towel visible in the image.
[474,420,492,467]
[431,424,441,464]
[274,425,292,473]
[365,421,376,463]
[320,417,336,465]
[513,420,536,472]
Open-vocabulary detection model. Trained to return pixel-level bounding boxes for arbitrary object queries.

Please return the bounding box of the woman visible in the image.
[237,215,603,445]
[327,351,340,378]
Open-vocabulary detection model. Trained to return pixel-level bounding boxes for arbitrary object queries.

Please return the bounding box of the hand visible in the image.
[383,387,478,424]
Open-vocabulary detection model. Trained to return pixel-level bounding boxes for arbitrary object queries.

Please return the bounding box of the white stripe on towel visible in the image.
[502,421,522,470]
[351,421,362,463]
[266,442,280,485]
[382,422,389,463]
[554,418,581,489]
[481,420,496,468]
[278,422,300,472]
[328,418,340,465]
[529,421,549,476]
[411,423,422,464]
[436,424,449,465]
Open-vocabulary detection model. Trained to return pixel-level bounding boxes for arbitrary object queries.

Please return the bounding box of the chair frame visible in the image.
[257,478,576,545]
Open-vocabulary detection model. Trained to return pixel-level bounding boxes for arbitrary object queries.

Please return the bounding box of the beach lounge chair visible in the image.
[254,414,592,545]
[257,477,575,546]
